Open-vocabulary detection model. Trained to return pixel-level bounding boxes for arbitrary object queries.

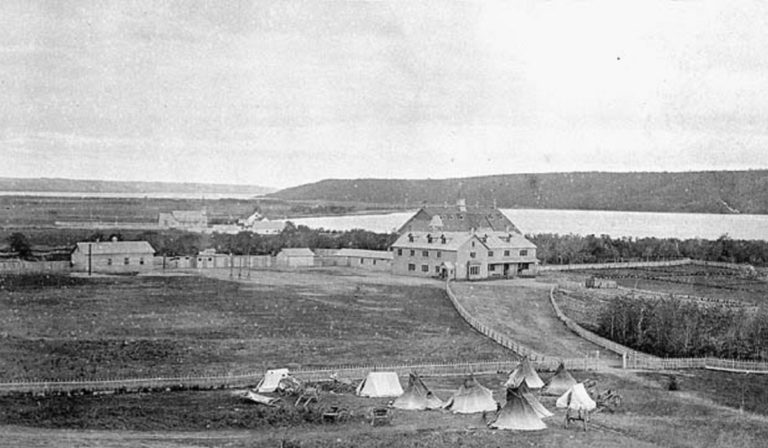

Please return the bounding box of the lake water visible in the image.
[292,209,768,241]
[0,191,259,200]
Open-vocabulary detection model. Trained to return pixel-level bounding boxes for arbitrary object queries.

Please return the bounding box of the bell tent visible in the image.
[504,357,545,389]
[356,372,404,398]
[556,383,597,411]
[542,362,578,396]
[392,372,444,410]
[443,376,497,414]
[518,382,553,418]
[488,387,547,431]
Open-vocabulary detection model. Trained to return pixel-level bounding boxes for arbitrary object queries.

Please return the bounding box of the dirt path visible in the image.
[450,279,622,365]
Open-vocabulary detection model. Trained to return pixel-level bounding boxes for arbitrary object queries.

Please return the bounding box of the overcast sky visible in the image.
[2,0,768,189]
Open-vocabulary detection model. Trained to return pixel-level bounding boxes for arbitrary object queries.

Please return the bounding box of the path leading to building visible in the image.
[450,279,622,366]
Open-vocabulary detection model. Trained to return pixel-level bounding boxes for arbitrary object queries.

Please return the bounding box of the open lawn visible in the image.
[450,280,622,364]
[0,270,513,381]
[2,370,768,447]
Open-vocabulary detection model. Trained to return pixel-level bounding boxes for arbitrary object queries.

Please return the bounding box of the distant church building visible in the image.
[158,210,208,231]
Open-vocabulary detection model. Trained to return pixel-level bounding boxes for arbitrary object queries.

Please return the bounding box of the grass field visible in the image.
[566,264,768,305]
[450,280,621,363]
[0,270,513,381]
[2,370,768,447]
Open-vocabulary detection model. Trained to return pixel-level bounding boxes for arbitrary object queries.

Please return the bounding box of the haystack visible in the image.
[392,372,444,410]
[504,357,545,389]
[488,387,546,431]
[542,362,578,396]
[443,376,497,414]
[556,383,597,411]
[356,372,404,398]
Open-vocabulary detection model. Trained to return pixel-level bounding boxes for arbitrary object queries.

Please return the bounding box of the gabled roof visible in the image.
[391,231,536,252]
[482,233,537,250]
[278,248,315,257]
[74,241,155,255]
[391,232,480,251]
[334,249,393,260]
[398,205,521,234]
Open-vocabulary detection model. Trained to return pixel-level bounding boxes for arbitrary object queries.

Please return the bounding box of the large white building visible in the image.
[390,231,537,280]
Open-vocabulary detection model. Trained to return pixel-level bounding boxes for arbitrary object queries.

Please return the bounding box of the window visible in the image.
[436,251,441,258]
[489,264,496,272]
[470,252,476,258]
[469,266,480,275]
[504,250,510,256]
[435,266,440,273]
[360,258,364,264]
[520,250,528,256]
[139,258,144,265]
[488,251,494,257]
[124,257,130,265]
[410,250,415,256]
[373,259,377,265]
[408,263,416,271]
[422,250,429,257]
[471,241,475,248]
[397,249,402,256]
[421,265,429,272]
[107,258,112,266]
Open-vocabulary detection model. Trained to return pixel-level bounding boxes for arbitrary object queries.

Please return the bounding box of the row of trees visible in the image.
[595,296,768,360]
[529,233,768,266]
[135,224,398,257]
[5,227,768,265]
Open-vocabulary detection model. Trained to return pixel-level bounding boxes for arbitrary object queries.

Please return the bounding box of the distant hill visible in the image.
[0,177,275,196]
[270,171,768,214]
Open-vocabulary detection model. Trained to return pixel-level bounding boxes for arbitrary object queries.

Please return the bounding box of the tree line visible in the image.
[4,228,768,265]
[528,233,768,267]
[595,295,768,360]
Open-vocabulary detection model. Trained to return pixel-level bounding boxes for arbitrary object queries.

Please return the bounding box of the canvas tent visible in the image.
[556,383,597,411]
[542,363,578,396]
[392,372,444,410]
[257,368,290,393]
[356,372,404,398]
[489,387,547,431]
[518,382,553,418]
[504,357,545,389]
[443,376,497,414]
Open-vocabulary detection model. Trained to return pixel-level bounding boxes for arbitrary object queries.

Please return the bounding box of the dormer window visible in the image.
[440,235,446,244]
[408,233,414,243]
[426,234,433,244]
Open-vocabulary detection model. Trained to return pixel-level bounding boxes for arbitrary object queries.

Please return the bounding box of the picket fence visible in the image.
[444,281,606,370]
[538,258,692,272]
[550,286,768,374]
[0,358,598,394]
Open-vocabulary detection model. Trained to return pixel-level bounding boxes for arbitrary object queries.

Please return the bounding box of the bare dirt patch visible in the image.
[0,271,511,381]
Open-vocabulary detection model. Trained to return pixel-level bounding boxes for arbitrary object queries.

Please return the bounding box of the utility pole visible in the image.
[88,243,92,276]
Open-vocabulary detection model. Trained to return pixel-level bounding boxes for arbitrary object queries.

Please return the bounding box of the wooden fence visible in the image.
[0,358,599,395]
[625,356,768,373]
[550,286,768,374]
[548,286,653,364]
[538,258,692,272]
[0,260,71,273]
[444,281,604,370]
